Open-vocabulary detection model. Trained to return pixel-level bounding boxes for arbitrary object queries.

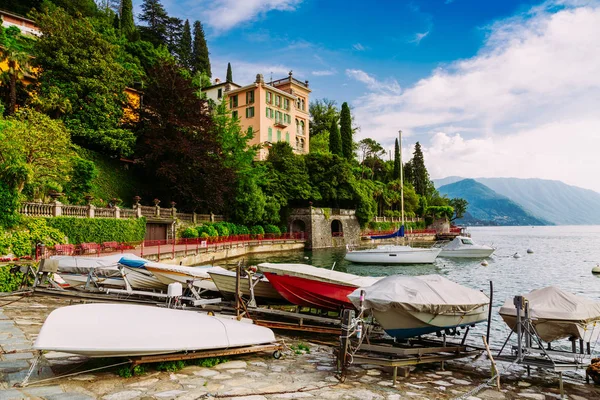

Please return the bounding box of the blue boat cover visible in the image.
[118,257,148,268]
[370,226,404,239]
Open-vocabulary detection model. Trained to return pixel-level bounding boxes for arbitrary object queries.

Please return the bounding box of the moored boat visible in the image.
[117,257,169,291]
[344,245,441,264]
[53,254,137,289]
[348,274,489,338]
[33,303,277,357]
[499,286,600,343]
[439,236,495,258]
[143,262,227,292]
[208,269,285,303]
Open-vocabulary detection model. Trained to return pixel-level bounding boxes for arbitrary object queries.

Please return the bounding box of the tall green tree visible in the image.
[411,142,430,197]
[226,62,233,82]
[0,26,32,115]
[449,198,468,221]
[32,7,135,156]
[328,118,342,156]
[165,17,183,55]
[178,19,193,69]
[192,21,211,77]
[138,0,169,47]
[339,102,353,160]
[309,99,337,137]
[120,0,136,40]
[393,138,401,180]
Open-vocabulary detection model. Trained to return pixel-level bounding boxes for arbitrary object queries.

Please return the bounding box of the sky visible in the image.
[133,0,600,193]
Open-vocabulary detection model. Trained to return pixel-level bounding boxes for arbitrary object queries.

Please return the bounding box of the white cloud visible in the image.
[410,31,430,45]
[200,0,302,32]
[346,69,401,94]
[353,43,366,51]
[312,69,337,76]
[351,1,600,192]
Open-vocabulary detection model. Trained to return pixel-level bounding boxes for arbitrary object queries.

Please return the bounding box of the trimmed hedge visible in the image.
[45,217,146,244]
[367,220,426,231]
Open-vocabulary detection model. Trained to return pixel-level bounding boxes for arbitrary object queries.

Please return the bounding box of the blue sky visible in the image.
[133,0,600,192]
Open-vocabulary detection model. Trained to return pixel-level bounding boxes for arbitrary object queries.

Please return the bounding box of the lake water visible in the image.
[223,226,600,347]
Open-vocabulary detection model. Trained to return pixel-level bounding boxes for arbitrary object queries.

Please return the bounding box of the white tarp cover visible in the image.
[144,262,229,278]
[348,274,489,313]
[443,236,471,250]
[51,254,146,277]
[257,263,380,288]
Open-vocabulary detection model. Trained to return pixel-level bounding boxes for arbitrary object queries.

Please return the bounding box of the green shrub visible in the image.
[45,217,146,244]
[200,232,209,239]
[0,218,65,257]
[237,225,249,235]
[249,225,264,235]
[212,222,229,237]
[263,224,280,235]
[196,224,218,237]
[0,266,25,292]
[181,227,198,238]
[0,182,20,229]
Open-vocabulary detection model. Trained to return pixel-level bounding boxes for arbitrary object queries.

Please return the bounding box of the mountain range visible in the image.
[434,177,600,226]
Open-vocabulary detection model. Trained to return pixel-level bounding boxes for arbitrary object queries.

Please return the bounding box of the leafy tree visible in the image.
[51,0,99,17]
[138,0,169,47]
[393,138,401,180]
[0,181,20,228]
[178,19,192,69]
[305,154,354,207]
[403,159,414,186]
[136,59,234,212]
[340,102,353,160]
[120,0,137,40]
[0,0,43,16]
[165,17,183,55]
[226,62,233,82]
[309,98,337,137]
[411,142,430,197]
[32,7,135,156]
[192,21,211,76]
[309,131,330,155]
[64,157,98,204]
[449,198,468,221]
[358,138,384,161]
[328,118,342,156]
[0,26,33,115]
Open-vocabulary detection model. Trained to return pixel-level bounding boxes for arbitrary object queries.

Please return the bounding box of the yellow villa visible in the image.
[203,72,311,160]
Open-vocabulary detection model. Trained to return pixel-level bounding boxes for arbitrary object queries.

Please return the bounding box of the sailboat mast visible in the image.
[399,130,405,228]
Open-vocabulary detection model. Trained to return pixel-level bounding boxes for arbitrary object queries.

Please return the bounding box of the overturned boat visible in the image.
[348,274,489,338]
[258,263,380,310]
[33,303,277,357]
[499,286,600,343]
[439,236,495,258]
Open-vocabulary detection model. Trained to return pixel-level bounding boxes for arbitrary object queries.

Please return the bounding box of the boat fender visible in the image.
[513,253,522,259]
[592,264,600,274]
[527,249,534,254]
[356,323,362,339]
[481,260,489,267]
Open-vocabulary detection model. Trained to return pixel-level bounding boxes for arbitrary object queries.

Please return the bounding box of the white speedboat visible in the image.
[348,274,489,338]
[439,236,495,258]
[499,286,600,343]
[344,245,441,264]
[117,257,169,291]
[143,262,227,292]
[34,303,277,357]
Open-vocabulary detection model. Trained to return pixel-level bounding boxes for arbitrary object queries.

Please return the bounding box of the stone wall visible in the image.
[288,207,361,249]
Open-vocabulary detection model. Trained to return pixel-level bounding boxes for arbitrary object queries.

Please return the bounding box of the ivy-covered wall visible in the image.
[44,217,147,244]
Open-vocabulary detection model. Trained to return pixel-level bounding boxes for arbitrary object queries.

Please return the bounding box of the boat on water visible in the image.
[142,262,227,292]
[208,269,285,303]
[348,274,489,338]
[438,236,495,258]
[499,286,600,343]
[258,263,380,310]
[33,303,277,357]
[344,244,441,264]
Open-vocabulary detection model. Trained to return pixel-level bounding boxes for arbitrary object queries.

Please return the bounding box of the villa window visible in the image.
[246,107,255,118]
[230,95,238,108]
[300,99,305,111]
[232,110,238,119]
[296,98,301,109]
[277,130,281,141]
[246,90,254,104]
[296,119,300,134]
[266,107,270,118]
[266,92,272,104]
[275,95,281,107]
[286,131,290,143]
[270,108,274,118]
[284,98,289,110]
[300,120,305,135]
[268,127,273,142]
[296,137,300,149]
[300,138,305,150]
[217,88,222,99]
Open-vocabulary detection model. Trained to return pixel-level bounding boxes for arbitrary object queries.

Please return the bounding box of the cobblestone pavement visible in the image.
[1,294,600,399]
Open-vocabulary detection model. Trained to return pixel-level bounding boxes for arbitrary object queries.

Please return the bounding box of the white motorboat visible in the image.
[499,286,600,343]
[117,257,169,291]
[439,236,495,258]
[348,274,489,338]
[344,245,441,264]
[208,269,285,302]
[143,262,227,292]
[33,303,277,357]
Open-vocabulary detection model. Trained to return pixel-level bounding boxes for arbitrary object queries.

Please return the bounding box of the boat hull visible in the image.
[499,314,600,343]
[263,272,356,310]
[345,248,441,264]
[208,270,285,303]
[145,266,218,292]
[34,304,276,357]
[58,273,126,289]
[373,306,488,339]
[122,267,167,291]
[439,248,495,258]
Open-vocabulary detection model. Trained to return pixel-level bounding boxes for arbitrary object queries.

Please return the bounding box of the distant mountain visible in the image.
[437,179,549,226]
[433,177,600,225]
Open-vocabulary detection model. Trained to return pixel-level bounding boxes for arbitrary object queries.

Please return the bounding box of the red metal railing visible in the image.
[361,229,437,236]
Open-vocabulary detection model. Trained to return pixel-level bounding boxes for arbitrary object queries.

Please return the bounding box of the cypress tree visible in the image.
[113,12,120,30]
[139,0,169,47]
[328,119,342,156]
[120,0,136,40]
[178,19,192,69]
[339,102,353,160]
[393,138,401,180]
[192,20,211,77]
[226,62,233,82]
[411,142,430,196]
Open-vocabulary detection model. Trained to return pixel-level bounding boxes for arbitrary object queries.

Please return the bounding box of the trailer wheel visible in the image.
[273,350,282,359]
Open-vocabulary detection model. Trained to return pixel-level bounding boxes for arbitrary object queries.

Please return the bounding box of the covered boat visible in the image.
[208,269,285,303]
[499,287,600,343]
[439,236,495,258]
[345,245,441,264]
[34,303,277,357]
[258,263,380,310]
[53,254,139,289]
[348,274,489,338]
[142,262,227,292]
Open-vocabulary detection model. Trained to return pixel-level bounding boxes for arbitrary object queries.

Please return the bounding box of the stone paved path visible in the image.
[2,295,600,399]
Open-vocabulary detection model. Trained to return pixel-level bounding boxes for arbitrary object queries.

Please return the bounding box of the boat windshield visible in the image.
[460,238,474,245]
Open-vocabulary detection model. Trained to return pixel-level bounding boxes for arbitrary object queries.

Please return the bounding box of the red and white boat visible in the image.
[257,263,380,311]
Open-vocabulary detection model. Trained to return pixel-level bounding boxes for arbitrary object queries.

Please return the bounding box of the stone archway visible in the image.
[331,219,343,237]
[291,219,306,233]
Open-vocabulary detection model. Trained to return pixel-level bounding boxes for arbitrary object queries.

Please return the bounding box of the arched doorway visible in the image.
[331,220,343,237]
[291,219,306,233]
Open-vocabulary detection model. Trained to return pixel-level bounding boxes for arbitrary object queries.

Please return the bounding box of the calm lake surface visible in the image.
[222,226,600,347]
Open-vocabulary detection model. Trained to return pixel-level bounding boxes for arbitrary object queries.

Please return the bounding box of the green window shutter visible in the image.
[277,130,281,141]
[268,127,272,141]
[286,132,290,142]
